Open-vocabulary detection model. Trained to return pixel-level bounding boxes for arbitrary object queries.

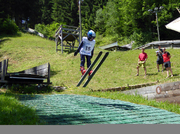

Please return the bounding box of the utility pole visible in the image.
[79,0,83,43]
[148,6,164,41]
[155,12,160,41]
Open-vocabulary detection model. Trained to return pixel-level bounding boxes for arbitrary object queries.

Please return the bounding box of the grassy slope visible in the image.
[1,33,180,117]
[2,33,180,89]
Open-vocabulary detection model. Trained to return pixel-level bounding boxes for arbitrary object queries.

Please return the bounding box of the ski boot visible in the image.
[80,66,86,76]
[89,70,93,76]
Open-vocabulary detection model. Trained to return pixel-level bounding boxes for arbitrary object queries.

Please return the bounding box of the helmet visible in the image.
[87,30,96,40]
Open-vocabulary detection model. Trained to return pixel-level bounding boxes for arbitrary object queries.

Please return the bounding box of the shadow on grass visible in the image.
[0,38,11,44]
[57,49,76,54]
[0,33,21,49]
[0,93,44,101]
[0,92,16,98]
[0,32,22,38]
[50,70,62,77]
[3,83,53,94]
[172,74,179,77]
[0,39,11,49]
[146,73,158,76]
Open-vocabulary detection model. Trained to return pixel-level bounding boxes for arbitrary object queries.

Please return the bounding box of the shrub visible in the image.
[0,18,19,35]
[130,31,153,49]
[35,22,61,38]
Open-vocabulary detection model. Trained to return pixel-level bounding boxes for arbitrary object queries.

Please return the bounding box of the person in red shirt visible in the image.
[162,48,173,78]
[136,48,148,76]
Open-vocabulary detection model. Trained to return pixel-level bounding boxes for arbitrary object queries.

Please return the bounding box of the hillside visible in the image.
[1,33,180,93]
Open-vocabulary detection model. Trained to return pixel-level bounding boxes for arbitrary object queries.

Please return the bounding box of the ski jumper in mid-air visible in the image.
[74,30,96,76]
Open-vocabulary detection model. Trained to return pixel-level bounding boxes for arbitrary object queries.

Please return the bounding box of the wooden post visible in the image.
[47,63,50,84]
[1,60,6,81]
[55,37,58,52]
[0,61,2,80]
[72,41,75,50]
[61,25,63,53]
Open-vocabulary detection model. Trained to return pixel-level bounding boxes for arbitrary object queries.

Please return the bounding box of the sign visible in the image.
[156,86,161,94]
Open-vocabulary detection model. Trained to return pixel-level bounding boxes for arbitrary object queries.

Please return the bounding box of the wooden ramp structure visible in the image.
[0,59,51,85]
[55,25,80,53]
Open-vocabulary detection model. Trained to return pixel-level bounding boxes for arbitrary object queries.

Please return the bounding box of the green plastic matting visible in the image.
[18,94,180,125]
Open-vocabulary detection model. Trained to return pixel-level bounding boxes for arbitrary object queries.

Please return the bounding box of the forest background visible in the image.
[1,0,180,48]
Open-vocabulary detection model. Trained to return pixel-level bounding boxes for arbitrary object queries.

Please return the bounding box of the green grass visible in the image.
[2,33,180,90]
[0,93,44,125]
[1,33,180,124]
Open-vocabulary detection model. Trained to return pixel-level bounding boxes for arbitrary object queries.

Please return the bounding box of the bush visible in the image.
[130,31,153,49]
[35,22,61,38]
[0,18,19,35]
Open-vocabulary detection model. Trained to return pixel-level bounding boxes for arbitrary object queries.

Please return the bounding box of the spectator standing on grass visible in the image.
[156,45,164,72]
[162,48,173,78]
[136,48,148,77]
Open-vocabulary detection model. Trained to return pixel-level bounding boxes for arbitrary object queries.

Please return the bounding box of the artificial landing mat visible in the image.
[18,94,180,125]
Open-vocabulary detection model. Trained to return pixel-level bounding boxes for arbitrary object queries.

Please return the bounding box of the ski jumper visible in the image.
[76,37,95,68]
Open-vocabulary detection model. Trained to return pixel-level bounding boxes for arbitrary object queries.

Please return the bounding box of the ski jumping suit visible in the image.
[75,37,95,68]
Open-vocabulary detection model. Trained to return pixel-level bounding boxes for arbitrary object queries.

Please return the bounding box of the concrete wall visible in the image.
[122,81,180,100]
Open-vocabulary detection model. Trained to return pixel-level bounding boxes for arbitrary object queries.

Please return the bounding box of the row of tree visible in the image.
[1,0,180,45]
[95,0,180,41]
[0,0,108,29]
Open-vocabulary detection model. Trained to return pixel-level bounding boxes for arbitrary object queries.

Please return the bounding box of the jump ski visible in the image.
[76,51,103,87]
[76,51,109,87]
[83,52,109,87]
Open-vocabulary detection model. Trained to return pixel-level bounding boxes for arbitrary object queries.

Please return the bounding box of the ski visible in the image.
[83,52,109,87]
[76,51,103,87]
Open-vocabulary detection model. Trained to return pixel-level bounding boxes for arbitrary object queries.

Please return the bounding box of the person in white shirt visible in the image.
[74,30,96,76]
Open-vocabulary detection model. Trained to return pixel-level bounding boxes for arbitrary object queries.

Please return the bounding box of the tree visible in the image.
[95,0,180,45]
[39,0,53,24]
[81,0,108,31]
[51,0,78,26]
